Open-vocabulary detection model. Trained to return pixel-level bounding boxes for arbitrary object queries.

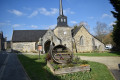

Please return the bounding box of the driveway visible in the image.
[80,56,120,80]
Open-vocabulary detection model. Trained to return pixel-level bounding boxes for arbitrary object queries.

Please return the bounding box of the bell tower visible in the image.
[54,0,72,50]
[57,0,68,27]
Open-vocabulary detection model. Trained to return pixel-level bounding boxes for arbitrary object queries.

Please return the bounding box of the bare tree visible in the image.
[79,21,90,31]
[95,22,108,42]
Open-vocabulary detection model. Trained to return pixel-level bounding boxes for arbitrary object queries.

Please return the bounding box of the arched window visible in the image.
[92,38,95,46]
[80,36,84,45]
[64,19,66,22]
[61,18,63,22]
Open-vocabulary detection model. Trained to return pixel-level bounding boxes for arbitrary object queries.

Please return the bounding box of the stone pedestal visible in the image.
[47,61,90,75]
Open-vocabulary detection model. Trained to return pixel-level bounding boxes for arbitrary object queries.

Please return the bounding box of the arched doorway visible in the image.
[44,40,55,53]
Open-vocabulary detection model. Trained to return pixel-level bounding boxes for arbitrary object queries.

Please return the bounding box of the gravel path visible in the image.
[80,56,120,80]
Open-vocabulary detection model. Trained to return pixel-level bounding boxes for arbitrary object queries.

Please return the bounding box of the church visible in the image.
[12,0,105,53]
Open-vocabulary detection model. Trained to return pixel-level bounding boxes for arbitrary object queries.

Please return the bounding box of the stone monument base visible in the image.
[47,61,90,75]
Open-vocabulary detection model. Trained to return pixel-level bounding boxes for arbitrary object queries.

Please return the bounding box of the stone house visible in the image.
[12,0,105,53]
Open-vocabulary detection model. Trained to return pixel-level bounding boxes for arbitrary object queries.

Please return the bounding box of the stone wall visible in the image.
[42,29,61,53]
[54,27,73,50]
[74,26,105,52]
[94,38,105,51]
[12,42,36,52]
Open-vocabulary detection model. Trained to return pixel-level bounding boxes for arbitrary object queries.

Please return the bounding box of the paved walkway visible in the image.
[80,56,120,80]
[0,53,30,80]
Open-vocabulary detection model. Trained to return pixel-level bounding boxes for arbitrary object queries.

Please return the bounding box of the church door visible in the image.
[44,40,55,53]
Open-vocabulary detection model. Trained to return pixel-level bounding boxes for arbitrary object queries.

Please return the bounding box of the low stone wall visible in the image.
[12,42,36,52]
[47,61,90,75]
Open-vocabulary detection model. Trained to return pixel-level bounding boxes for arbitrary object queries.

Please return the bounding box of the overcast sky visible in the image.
[0,0,116,40]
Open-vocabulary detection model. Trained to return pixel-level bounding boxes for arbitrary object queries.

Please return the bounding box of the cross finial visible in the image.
[60,0,63,16]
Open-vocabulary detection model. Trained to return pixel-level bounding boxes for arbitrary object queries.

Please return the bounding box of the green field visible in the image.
[18,54,115,80]
[75,52,120,56]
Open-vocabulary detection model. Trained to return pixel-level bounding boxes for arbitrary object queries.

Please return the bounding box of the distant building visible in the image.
[0,32,7,51]
[12,0,105,53]
[7,41,11,49]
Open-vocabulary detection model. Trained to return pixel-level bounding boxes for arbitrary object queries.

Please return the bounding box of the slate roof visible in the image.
[72,26,81,37]
[12,30,47,42]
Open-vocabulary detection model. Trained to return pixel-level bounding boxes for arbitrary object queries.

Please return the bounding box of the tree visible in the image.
[103,32,114,45]
[73,21,90,32]
[79,21,90,31]
[94,22,108,42]
[110,0,120,51]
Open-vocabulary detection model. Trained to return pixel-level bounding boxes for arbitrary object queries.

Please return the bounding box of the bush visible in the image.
[80,60,88,64]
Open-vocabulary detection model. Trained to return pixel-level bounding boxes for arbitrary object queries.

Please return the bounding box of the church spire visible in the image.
[60,0,63,16]
[57,0,68,27]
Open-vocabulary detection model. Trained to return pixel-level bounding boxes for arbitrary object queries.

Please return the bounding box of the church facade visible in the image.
[12,0,105,53]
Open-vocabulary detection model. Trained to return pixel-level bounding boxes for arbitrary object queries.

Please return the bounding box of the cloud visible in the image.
[12,24,38,29]
[8,9,23,16]
[87,17,94,19]
[28,7,74,17]
[28,8,58,17]
[23,7,31,10]
[48,24,57,29]
[39,8,58,16]
[44,24,57,29]
[28,11,38,18]
[63,8,75,15]
[109,22,116,26]
[30,25,38,29]
[12,24,21,28]
[0,22,11,27]
[101,13,113,19]
[70,21,77,24]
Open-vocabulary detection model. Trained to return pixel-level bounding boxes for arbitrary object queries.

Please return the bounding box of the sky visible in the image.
[0,0,116,41]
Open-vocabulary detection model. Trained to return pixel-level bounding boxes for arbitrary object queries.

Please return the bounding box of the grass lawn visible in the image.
[18,54,115,80]
[75,52,120,56]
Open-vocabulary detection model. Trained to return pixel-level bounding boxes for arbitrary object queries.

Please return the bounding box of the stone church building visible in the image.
[12,0,105,53]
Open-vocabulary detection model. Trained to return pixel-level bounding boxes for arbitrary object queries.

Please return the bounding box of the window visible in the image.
[64,19,66,22]
[92,38,97,50]
[92,38,95,46]
[35,42,38,50]
[61,18,63,22]
[80,36,84,45]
